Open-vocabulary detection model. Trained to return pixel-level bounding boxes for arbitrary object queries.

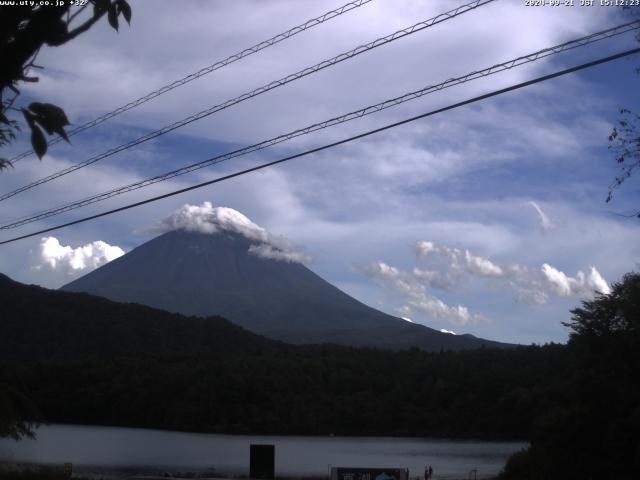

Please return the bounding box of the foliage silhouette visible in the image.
[499,272,640,479]
[0,0,131,169]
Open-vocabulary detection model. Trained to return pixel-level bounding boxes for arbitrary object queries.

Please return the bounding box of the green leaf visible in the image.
[108,2,119,30]
[30,125,47,159]
[118,0,132,24]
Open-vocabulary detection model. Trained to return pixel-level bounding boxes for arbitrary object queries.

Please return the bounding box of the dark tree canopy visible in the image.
[0,0,131,170]
[501,271,640,480]
[564,271,640,339]
[0,375,41,441]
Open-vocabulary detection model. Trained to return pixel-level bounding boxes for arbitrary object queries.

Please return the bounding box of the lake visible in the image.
[0,425,525,479]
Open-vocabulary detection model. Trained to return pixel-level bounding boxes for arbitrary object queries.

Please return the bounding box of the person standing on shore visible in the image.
[424,465,433,480]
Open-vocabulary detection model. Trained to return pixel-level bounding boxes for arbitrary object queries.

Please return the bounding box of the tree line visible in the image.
[1,272,638,478]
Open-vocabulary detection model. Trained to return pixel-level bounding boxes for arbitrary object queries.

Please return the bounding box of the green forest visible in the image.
[1,273,639,479]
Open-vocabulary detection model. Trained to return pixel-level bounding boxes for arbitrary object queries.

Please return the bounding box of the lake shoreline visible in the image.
[0,425,524,480]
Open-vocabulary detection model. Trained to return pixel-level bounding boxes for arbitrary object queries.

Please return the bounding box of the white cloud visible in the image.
[364,261,402,280]
[412,267,459,291]
[146,201,269,240]
[361,236,611,326]
[440,328,457,335]
[359,261,479,326]
[248,243,311,264]
[31,236,124,284]
[541,263,611,297]
[147,202,310,264]
[527,201,554,232]
[415,241,503,279]
[409,296,472,326]
[412,239,612,304]
[415,241,437,259]
[463,250,504,277]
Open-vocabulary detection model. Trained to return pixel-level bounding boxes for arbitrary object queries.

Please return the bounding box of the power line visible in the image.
[2,47,638,246]
[8,0,375,164]
[2,21,638,230]
[0,0,495,203]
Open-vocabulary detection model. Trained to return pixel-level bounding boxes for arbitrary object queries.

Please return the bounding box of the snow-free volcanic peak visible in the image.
[62,203,508,351]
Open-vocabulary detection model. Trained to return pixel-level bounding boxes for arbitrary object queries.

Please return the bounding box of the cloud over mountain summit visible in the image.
[147,202,311,264]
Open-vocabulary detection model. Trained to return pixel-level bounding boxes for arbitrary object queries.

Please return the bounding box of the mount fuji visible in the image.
[61,204,509,351]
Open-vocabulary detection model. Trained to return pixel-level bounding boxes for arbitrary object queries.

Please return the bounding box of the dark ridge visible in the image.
[0,272,281,361]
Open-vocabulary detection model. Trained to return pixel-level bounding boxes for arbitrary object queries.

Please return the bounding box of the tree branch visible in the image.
[58,6,108,44]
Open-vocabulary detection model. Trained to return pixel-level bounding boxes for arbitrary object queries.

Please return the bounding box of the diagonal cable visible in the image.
[2,20,637,230]
[9,0,375,164]
[0,0,495,202]
[1,47,638,246]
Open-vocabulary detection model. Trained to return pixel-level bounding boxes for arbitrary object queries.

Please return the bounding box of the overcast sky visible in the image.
[1,0,639,344]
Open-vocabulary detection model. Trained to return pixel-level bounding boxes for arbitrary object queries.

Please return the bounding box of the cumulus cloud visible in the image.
[541,264,611,297]
[412,239,611,304]
[527,201,554,232]
[415,241,503,278]
[412,267,458,291]
[409,296,472,326]
[363,240,612,321]
[31,236,125,285]
[506,263,610,305]
[147,201,310,265]
[359,261,479,326]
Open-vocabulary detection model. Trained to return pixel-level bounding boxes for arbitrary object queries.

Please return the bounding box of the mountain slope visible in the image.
[61,229,509,351]
[0,273,279,361]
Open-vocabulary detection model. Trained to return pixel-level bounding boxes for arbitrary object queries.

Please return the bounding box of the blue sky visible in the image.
[1,0,639,344]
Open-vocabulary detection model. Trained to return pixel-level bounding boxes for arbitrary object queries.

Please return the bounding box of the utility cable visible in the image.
[2,21,638,230]
[0,0,495,202]
[8,0,375,164]
[1,46,638,246]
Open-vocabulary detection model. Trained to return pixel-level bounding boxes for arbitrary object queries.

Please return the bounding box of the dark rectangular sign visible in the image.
[250,444,275,479]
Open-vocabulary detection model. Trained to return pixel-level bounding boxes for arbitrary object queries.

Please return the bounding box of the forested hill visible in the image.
[11,345,569,439]
[1,271,564,439]
[0,273,281,360]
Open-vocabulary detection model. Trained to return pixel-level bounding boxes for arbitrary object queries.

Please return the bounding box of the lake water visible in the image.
[0,425,525,479]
